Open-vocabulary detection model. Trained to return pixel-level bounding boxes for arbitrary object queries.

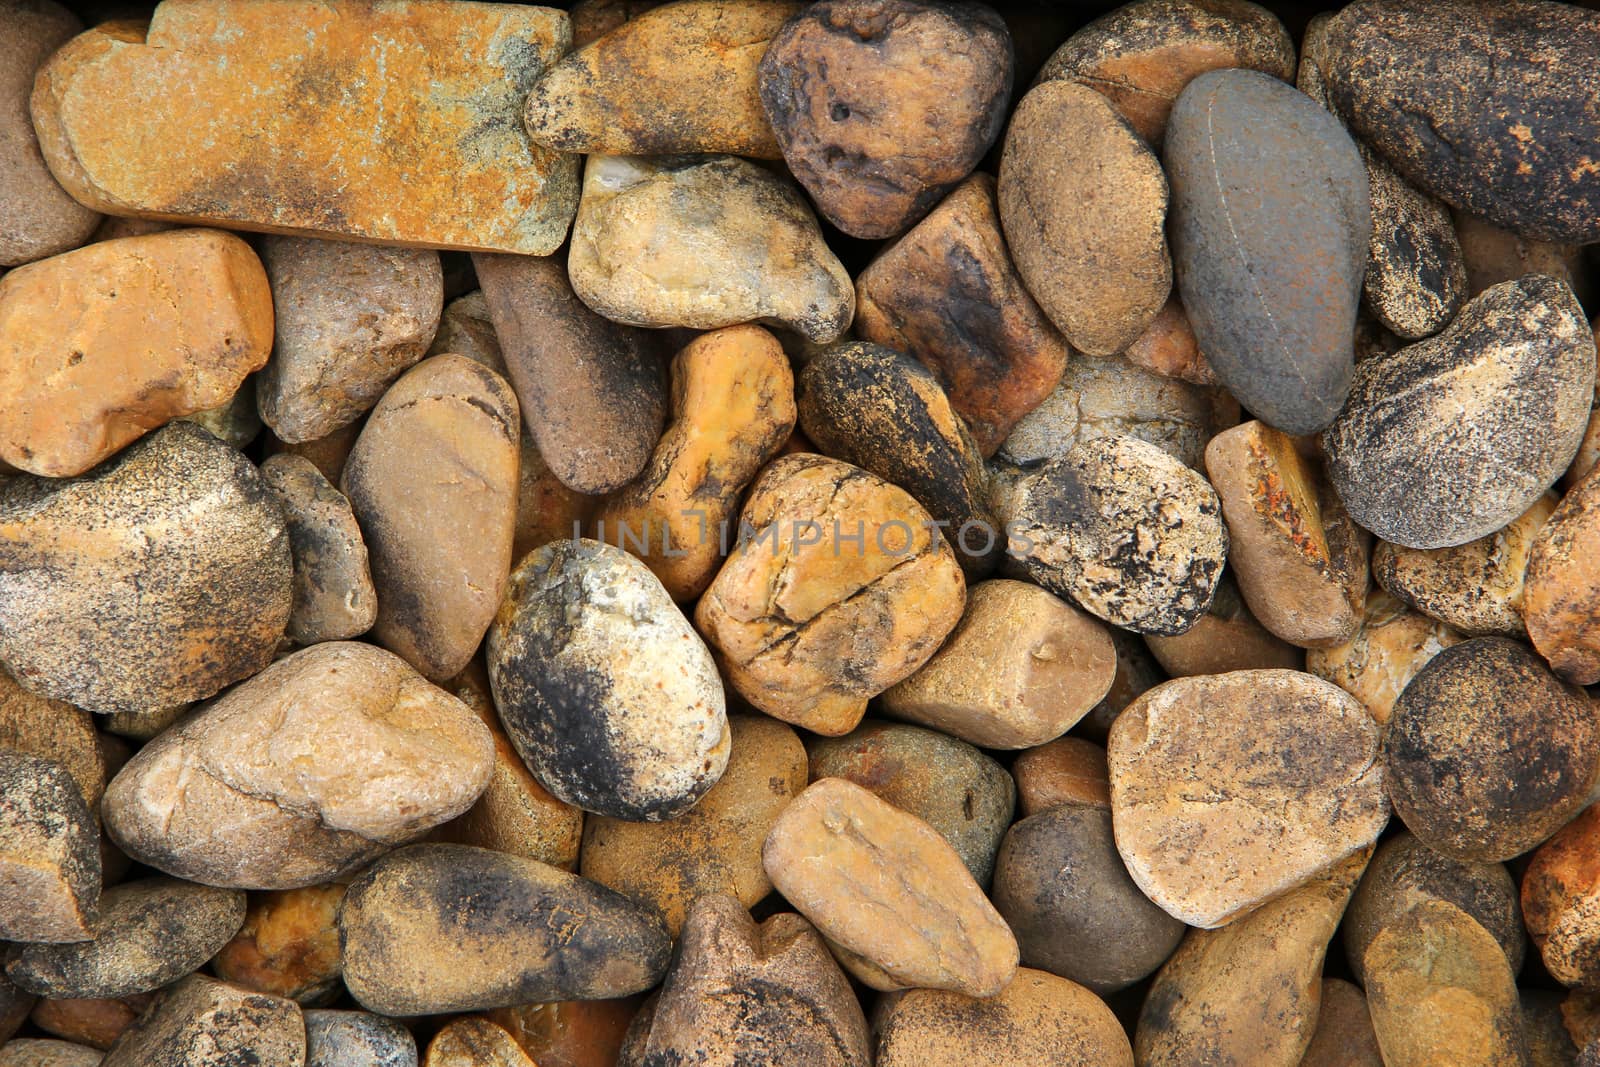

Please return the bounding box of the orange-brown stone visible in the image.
[1525,469,1600,685]
[211,883,347,1004]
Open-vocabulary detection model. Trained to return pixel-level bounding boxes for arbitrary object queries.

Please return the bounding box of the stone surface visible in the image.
[595,325,795,601]
[853,173,1070,456]
[1322,0,1600,244]
[425,1019,533,1067]
[255,237,442,443]
[999,80,1169,357]
[1385,637,1599,862]
[266,420,362,488]
[1013,738,1110,815]
[1007,435,1227,636]
[0,672,104,810]
[1526,470,1600,685]
[28,996,148,1051]
[758,0,1011,239]
[473,253,665,495]
[343,354,519,680]
[179,378,262,449]
[339,843,671,1016]
[569,0,659,46]
[695,454,965,736]
[525,0,797,158]
[1108,669,1388,928]
[0,1039,102,1067]
[882,579,1115,750]
[1457,210,1590,302]
[1122,297,1215,385]
[103,641,493,889]
[1306,590,1462,727]
[99,975,303,1067]
[0,751,100,943]
[483,1000,637,1067]
[211,883,348,1004]
[1167,68,1369,435]
[0,229,272,477]
[762,777,1017,996]
[1300,979,1384,1067]
[1143,572,1304,676]
[305,1010,417,1067]
[1524,991,1580,1067]
[1323,276,1595,549]
[31,2,578,252]
[568,154,853,342]
[259,454,377,645]
[488,539,729,821]
[1523,802,1600,988]
[580,715,806,935]
[636,895,870,1067]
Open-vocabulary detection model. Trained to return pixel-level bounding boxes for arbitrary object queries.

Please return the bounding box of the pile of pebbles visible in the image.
[2,0,1600,1063]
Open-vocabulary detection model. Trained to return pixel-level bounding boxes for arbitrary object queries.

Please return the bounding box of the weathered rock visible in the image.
[96,706,187,744]
[1033,0,1294,146]
[876,967,1133,1067]
[1301,979,1384,1067]
[1007,435,1227,636]
[103,641,493,888]
[581,715,805,935]
[0,229,272,477]
[31,3,577,252]
[305,1010,417,1067]
[596,326,795,601]
[695,455,965,736]
[343,354,519,680]
[758,0,1011,239]
[853,173,1070,456]
[1143,572,1304,676]
[1526,471,1600,685]
[99,975,303,1067]
[28,996,149,1051]
[1167,68,1369,435]
[0,1039,102,1067]
[568,154,853,342]
[0,671,105,810]
[211,883,348,1004]
[484,1000,638,1067]
[881,579,1115,750]
[1108,670,1388,927]
[1122,297,1215,385]
[525,0,797,158]
[1306,590,1462,727]
[488,539,728,821]
[1321,0,1600,245]
[424,1019,532,1067]
[260,454,377,645]
[0,751,100,943]
[570,0,659,46]
[637,895,870,1067]
[472,253,665,495]
[1363,900,1528,1067]
[1569,994,1600,1058]
[1385,637,1599,862]
[255,237,442,443]
[1013,738,1110,816]
[762,777,1017,996]
[1523,803,1600,989]
[1323,276,1595,549]
[339,843,671,1016]
[998,80,1169,356]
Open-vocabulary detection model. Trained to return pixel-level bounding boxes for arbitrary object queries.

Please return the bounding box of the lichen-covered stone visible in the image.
[103,641,493,889]
[1522,801,1600,989]
[1323,276,1595,549]
[1385,637,1599,862]
[758,0,1012,239]
[99,975,303,1067]
[0,1039,102,1067]
[255,237,442,443]
[0,751,100,944]
[305,1010,417,1067]
[1306,591,1462,727]
[1013,738,1110,816]
[425,1019,532,1067]
[1143,572,1303,677]
[0,671,104,810]
[1301,979,1384,1067]
[1525,470,1600,685]
[339,843,671,1016]
[568,154,853,343]
[211,883,348,1004]
[0,229,272,477]
[1108,670,1388,927]
[260,454,377,645]
[31,2,578,252]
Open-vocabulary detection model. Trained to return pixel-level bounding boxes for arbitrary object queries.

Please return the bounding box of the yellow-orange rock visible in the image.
[0,229,272,476]
[1525,469,1600,685]
[210,883,347,1004]
[425,1017,534,1067]
[1523,803,1600,988]
[485,999,638,1067]
[31,2,578,252]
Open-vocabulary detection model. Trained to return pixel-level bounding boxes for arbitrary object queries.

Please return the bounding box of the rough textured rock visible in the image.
[472,253,665,495]
[1385,637,1599,862]
[1167,68,1369,435]
[882,579,1115,749]
[762,778,1017,996]
[1523,802,1600,988]
[1525,471,1600,685]
[993,802,1184,994]
[0,229,272,477]
[305,1010,417,1067]
[1122,297,1215,385]
[1306,591,1462,727]
[211,883,348,1004]
[1013,738,1110,815]
[1322,0,1600,245]
[1143,572,1304,676]
[31,3,577,252]
[569,0,660,46]
[581,715,806,935]
[99,976,303,1067]
[636,895,870,1067]
[1301,979,1384,1067]
[0,1039,102,1067]
[1108,670,1388,928]
[524,0,797,158]
[1034,0,1294,146]
[260,454,377,645]
[343,355,519,681]
[0,751,100,943]
[568,154,853,342]
[425,1019,533,1067]
[0,671,105,810]
[103,641,493,889]
[339,843,671,1016]
[488,538,729,822]
[998,80,1170,356]
[876,967,1132,1067]
[255,237,442,443]
[1007,435,1227,636]
[595,326,795,601]
[1363,901,1528,1067]
[807,722,1014,887]
[758,0,1012,238]
[1323,277,1595,549]
[853,173,1070,456]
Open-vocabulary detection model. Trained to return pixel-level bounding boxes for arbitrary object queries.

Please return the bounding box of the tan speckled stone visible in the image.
[0,751,100,944]
[259,454,377,646]
[1306,591,1463,727]
[426,1018,533,1067]
[0,669,105,810]
[211,883,348,1004]
[1013,737,1110,815]
[1525,470,1600,685]
[0,1038,103,1067]
[99,975,303,1067]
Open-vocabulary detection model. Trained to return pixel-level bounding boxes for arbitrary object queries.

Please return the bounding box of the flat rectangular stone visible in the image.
[32,0,578,253]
